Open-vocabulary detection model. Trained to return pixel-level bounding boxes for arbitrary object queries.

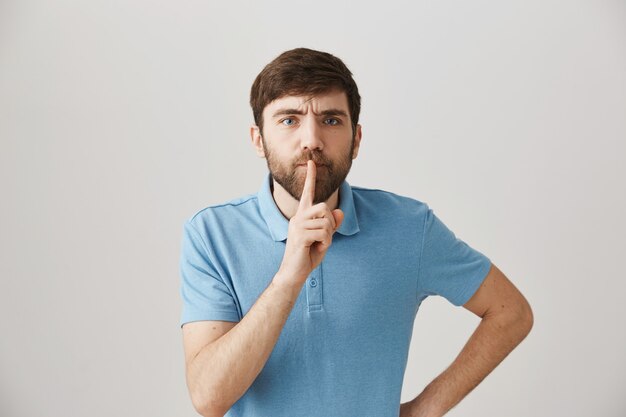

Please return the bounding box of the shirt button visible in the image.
[310,279,317,287]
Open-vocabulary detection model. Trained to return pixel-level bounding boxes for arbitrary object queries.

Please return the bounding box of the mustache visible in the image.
[294,151,330,167]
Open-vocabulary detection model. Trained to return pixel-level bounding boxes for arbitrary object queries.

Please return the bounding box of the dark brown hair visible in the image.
[250,47,361,136]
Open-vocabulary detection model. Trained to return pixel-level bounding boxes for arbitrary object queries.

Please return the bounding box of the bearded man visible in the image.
[179,47,533,417]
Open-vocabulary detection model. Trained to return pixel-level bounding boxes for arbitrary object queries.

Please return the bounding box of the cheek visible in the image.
[331,141,354,158]
[268,148,297,167]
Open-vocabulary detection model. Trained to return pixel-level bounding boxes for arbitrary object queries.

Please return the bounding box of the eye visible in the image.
[324,118,340,126]
[281,118,296,126]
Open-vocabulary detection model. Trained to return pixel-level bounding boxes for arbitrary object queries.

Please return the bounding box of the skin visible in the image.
[399,263,533,416]
[182,89,533,417]
[182,160,340,417]
[250,88,362,220]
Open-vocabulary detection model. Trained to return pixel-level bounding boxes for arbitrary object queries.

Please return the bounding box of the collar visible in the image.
[257,172,360,242]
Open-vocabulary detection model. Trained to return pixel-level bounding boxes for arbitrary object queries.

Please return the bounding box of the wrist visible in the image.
[275,264,309,286]
[405,389,447,417]
[272,269,306,297]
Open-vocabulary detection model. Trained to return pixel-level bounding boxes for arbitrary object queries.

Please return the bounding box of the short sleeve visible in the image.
[179,221,240,327]
[417,205,492,306]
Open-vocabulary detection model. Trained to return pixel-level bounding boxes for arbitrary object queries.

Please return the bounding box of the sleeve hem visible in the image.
[451,256,492,307]
[415,203,430,299]
[180,309,241,328]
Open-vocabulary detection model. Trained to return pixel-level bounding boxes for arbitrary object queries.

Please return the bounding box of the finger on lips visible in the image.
[298,160,337,230]
[299,160,316,209]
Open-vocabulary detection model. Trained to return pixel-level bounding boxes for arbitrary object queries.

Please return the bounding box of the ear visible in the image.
[351,124,362,159]
[250,125,266,158]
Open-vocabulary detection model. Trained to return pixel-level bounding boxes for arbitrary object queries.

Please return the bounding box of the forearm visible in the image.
[403,311,533,417]
[187,270,303,417]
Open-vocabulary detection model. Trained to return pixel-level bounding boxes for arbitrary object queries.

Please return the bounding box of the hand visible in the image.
[276,160,344,286]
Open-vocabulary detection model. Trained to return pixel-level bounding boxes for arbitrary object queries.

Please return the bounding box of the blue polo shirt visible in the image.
[179,172,492,417]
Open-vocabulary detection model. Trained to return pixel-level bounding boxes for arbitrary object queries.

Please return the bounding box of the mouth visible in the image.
[297,163,326,168]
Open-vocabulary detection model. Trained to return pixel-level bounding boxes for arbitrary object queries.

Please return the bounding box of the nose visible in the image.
[300,117,324,152]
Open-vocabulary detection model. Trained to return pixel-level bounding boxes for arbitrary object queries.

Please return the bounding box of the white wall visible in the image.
[1,1,624,416]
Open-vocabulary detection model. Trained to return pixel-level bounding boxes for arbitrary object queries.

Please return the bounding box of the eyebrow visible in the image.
[271,108,349,119]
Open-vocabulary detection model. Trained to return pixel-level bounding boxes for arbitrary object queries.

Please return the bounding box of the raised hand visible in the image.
[276,160,344,286]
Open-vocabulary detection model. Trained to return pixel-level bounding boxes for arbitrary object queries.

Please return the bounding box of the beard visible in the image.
[262,136,354,205]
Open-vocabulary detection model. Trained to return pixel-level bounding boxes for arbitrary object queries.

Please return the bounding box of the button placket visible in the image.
[306,263,323,312]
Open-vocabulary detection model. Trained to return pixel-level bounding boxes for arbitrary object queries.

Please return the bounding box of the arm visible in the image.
[183,161,344,417]
[183,274,303,417]
[400,263,534,417]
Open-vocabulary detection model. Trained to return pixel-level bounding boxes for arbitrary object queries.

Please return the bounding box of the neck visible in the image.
[271,177,340,220]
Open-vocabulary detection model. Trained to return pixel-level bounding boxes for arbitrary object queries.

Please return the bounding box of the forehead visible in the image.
[263,90,350,117]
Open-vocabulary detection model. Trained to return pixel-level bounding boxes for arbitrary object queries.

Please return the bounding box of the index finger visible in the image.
[299,159,316,209]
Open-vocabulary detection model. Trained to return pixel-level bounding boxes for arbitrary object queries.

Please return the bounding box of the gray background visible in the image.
[1,0,625,416]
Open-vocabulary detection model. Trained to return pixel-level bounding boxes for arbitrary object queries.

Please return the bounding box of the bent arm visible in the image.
[185,271,303,417]
[401,263,534,417]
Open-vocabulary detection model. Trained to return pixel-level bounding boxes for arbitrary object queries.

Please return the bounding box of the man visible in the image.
[179,47,533,417]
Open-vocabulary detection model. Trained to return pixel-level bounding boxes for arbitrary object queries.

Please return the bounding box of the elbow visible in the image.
[516,297,534,339]
[192,397,227,417]
[488,295,534,342]
[524,303,534,334]
[189,386,229,417]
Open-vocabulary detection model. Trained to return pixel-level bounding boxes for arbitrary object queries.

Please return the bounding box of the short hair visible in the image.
[250,47,361,136]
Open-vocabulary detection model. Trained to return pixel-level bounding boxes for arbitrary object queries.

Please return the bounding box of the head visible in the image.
[249,48,362,204]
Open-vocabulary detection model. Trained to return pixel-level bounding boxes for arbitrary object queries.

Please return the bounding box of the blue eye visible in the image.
[324,118,339,126]
[281,118,296,126]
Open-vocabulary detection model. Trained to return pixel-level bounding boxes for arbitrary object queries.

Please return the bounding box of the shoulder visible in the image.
[350,184,430,217]
[186,192,259,230]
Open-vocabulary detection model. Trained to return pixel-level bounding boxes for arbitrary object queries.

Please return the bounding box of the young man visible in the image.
[179,48,533,417]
